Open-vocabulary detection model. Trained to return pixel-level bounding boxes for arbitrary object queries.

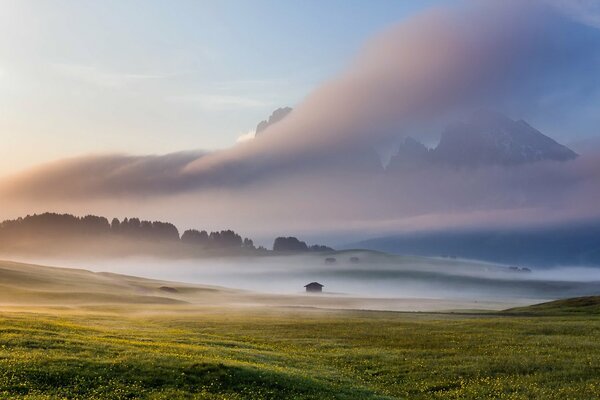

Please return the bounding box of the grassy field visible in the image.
[505,296,600,315]
[1,259,599,399]
[0,306,599,399]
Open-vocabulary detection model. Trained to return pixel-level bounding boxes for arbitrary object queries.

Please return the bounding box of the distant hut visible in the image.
[349,256,360,263]
[304,282,324,293]
[324,257,336,264]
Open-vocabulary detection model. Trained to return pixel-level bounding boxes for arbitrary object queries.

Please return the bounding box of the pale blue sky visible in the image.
[0,0,443,173]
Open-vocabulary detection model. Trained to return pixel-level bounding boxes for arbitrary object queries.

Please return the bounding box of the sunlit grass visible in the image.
[0,307,598,399]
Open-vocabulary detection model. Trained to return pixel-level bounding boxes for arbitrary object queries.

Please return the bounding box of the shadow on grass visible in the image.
[4,359,389,400]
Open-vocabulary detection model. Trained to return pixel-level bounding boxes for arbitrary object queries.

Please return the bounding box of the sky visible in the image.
[0,0,442,174]
[1,0,600,244]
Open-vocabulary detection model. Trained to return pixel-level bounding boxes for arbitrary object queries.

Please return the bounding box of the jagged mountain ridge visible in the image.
[252,108,578,170]
[255,107,293,135]
[389,111,578,169]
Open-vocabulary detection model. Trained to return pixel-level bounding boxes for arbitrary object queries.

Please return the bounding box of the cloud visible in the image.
[180,1,600,181]
[236,130,256,143]
[0,152,204,199]
[2,1,600,236]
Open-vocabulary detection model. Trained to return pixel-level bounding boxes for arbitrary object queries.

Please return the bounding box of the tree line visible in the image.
[0,213,333,253]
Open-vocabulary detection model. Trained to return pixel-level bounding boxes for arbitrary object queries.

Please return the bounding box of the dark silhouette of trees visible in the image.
[112,217,179,241]
[0,212,334,256]
[181,229,209,246]
[0,213,179,242]
[0,213,109,237]
[80,215,110,234]
[209,230,242,248]
[182,230,257,251]
[253,245,268,255]
[150,221,180,241]
[273,237,333,253]
[273,237,309,252]
[243,238,255,250]
[309,244,334,252]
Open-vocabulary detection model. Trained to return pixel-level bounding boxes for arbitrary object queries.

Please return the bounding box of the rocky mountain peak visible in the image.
[255,107,293,136]
[388,111,578,169]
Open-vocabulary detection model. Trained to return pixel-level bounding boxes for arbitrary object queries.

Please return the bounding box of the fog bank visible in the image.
[15,253,600,302]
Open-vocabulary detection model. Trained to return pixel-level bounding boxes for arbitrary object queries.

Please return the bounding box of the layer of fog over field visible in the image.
[11,253,600,303]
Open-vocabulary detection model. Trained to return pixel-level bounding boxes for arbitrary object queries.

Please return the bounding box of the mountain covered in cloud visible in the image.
[253,108,577,173]
[255,107,293,136]
[0,110,582,201]
[2,2,600,241]
[388,111,578,170]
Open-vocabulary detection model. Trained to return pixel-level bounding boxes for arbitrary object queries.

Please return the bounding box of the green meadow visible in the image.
[0,306,599,399]
[0,260,599,399]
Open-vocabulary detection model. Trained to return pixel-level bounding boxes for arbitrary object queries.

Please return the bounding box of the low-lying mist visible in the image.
[14,251,600,302]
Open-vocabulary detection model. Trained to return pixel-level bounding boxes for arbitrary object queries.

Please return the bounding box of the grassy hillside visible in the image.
[0,260,231,305]
[505,296,600,315]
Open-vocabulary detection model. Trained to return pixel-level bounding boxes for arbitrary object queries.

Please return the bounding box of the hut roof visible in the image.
[304,282,324,288]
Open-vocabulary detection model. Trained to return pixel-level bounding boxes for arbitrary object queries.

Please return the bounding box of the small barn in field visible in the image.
[304,282,324,293]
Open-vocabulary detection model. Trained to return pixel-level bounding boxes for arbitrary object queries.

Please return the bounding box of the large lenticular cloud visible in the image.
[180,1,600,183]
[3,1,600,199]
